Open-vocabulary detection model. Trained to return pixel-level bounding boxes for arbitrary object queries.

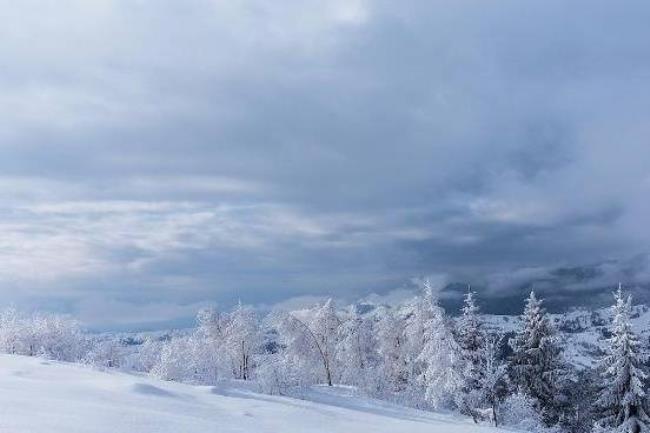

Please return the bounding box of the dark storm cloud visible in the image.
[0,0,649,328]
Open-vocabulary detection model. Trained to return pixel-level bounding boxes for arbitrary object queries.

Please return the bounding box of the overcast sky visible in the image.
[1,1,649,329]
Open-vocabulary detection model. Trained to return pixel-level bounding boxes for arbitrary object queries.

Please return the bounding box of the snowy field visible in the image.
[0,354,513,433]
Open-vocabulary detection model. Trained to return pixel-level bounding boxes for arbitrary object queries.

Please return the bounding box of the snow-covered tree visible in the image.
[223,302,262,380]
[151,336,196,382]
[0,307,25,354]
[277,299,341,387]
[0,309,87,362]
[593,285,649,433]
[190,306,228,383]
[508,290,566,426]
[136,337,163,372]
[84,337,125,368]
[409,280,462,409]
[375,307,409,396]
[196,307,224,342]
[336,305,379,388]
[475,335,508,426]
[456,290,488,418]
[499,392,546,432]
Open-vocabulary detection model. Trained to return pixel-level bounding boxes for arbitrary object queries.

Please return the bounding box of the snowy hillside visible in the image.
[0,354,513,433]
[482,304,650,369]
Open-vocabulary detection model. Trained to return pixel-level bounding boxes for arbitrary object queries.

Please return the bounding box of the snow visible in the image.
[0,354,515,433]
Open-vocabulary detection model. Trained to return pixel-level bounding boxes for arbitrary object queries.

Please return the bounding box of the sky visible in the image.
[1,0,650,329]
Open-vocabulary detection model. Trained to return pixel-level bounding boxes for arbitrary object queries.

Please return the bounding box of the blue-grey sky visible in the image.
[1,0,650,329]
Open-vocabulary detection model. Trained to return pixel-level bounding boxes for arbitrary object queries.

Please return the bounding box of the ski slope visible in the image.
[0,354,513,433]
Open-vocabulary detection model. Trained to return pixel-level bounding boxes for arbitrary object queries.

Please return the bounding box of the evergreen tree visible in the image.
[508,290,566,426]
[593,285,649,433]
[456,289,487,419]
[476,335,507,426]
[411,280,463,409]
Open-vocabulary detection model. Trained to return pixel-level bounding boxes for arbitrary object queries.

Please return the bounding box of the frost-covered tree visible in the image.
[0,309,87,362]
[475,335,508,426]
[196,307,224,342]
[136,337,163,372]
[223,302,262,380]
[508,291,566,426]
[191,307,227,383]
[336,305,379,388]
[0,307,25,354]
[499,392,546,432]
[151,336,195,382]
[84,337,124,368]
[456,290,488,418]
[409,280,462,409]
[593,285,649,433]
[277,299,341,387]
[375,307,409,396]
[31,313,87,361]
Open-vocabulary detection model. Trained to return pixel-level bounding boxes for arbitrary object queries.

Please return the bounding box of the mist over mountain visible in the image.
[440,255,650,315]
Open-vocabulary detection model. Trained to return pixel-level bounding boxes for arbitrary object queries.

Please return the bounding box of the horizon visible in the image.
[6,278,644,333]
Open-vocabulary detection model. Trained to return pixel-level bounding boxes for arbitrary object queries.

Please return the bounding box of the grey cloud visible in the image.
[0,0,649,328]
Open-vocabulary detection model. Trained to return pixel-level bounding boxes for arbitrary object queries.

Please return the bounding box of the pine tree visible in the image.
[477,335,507,426]
[593,285,650,433]
[508,290,566,426]
[411,280,463,409]
[455,290,508,424]
[456,289,487,419]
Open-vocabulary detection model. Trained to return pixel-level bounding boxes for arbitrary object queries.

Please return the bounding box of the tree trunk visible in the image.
[324,359,333,386]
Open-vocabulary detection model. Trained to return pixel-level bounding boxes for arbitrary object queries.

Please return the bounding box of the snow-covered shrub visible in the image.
[499,392,545,432]
[141,337,164,369]
[151,336,196,382]
[83,338,125,368]
[0,308,87,362]
[256,353,294,395]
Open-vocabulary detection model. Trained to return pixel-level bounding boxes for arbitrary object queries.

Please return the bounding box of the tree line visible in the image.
[0,284,647,433]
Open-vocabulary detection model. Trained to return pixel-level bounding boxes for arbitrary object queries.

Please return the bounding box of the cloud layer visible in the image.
[1,0,649,328]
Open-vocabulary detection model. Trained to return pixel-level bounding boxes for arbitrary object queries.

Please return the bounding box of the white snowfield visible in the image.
[0,354,514,433]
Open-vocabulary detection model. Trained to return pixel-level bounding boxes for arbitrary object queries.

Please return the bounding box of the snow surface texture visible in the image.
[0,354,513,433]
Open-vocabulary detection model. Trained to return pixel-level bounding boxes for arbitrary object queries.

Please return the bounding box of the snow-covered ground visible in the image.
[0,354,512,433]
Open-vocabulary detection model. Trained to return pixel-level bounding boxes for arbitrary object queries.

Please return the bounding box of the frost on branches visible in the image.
[409,280,462,410]
[274,298,342,387]
[456,290,507,425]
[508,290,567,426]
[336,304,380,389]
[593,286,650,433]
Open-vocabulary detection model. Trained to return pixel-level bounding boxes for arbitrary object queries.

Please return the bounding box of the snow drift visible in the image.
[0,354,513,433]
